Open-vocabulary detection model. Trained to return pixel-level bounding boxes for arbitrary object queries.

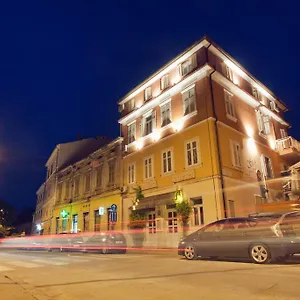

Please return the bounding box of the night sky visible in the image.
[0,1,299,210]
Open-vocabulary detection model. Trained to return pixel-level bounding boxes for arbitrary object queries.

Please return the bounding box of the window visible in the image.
[168,211,178,233]
[65,181,70,199]
[182,87,196,116]
[84,172,91,193]
[180,54,197,76]
[83,212,89,232]
[202,220,226,233]
[108,160,115,185]
[128,163,135,184]
[280,128,287,139]
[144,156,153,179]
[256,109,271,136]
[128,98,135,111]
[225,64,233,81]
[62,218,67,232]
[186,139,200,167]
[162,149,172,174]
[142,111,156,136]
[160,101,171,127]
[148,213,156,234]
[228,200,235,217]
[252,87,260,100]
[74,176,80,196]
[224,90,236,121]
[261,155,274,179]
[72,214,78,233]
[270,101,279,112]
[57,182,63,202]
[144,86,152,101]
[96,165,102,188]
[231,141,242,168]
[192,197,204,226]
[128,122,136,144]
[160,74,169,90]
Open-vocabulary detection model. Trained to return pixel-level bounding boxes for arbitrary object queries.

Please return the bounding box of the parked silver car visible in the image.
[178,212,300,264]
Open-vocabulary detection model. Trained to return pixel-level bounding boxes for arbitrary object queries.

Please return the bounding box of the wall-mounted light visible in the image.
[268,138,276,150]
[151,129,161,142]
[172,119,184,132]
[247,137,257,154]
[136,140,144,150]
[245,125,254,138]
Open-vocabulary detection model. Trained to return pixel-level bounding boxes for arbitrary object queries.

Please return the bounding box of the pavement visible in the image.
[1,249,300,300]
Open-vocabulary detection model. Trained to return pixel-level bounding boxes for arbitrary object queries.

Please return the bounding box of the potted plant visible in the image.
[175,191,192,237]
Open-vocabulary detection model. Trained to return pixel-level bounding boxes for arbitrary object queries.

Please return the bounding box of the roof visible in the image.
[118,35,288,111]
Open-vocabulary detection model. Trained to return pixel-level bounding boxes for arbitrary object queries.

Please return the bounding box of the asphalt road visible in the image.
[1,249,300,300]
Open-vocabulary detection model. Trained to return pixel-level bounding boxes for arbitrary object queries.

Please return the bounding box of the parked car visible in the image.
[84,232,127,254]
[48,233,85,252]
[178,212,300,264]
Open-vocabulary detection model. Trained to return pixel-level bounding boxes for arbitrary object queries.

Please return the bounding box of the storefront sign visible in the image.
[99,207,105,216]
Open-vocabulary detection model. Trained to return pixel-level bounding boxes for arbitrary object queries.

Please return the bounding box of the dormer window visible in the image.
[144,86,152,101]
[180,54,197,76]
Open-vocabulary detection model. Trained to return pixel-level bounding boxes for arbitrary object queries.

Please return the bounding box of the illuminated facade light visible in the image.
[151,129,161,142]
[136,140,144,150]
[172,119,184,132]
[36,224,42,231]
[268,138,276,150]
[247,137,257,154]
[245,125,254,138]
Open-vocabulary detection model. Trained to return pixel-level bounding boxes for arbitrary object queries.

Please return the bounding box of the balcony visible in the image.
[275,136,300,164]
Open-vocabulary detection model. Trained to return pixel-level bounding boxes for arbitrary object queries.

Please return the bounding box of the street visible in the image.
[1,249,300,300]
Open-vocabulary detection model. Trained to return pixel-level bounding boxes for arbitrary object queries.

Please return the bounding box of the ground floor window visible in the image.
[192,197,204,226]
[228,200,235,217]
[168,210,178,233]
[148,212,156,234]
[83,212,89,232]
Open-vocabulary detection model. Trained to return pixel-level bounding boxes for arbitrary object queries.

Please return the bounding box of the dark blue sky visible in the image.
[0,1,299,210]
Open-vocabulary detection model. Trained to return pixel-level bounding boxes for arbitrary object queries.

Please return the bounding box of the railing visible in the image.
[275,136,300,153]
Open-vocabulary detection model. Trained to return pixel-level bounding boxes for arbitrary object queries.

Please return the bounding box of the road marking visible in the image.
[32,259,69,266]
[0,265,14,272]
[7,261,43,268]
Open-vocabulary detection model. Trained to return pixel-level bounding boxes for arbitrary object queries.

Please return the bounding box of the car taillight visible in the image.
[272,224,283,237]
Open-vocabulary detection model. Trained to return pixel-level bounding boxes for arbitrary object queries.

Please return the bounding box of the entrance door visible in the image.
[55,217,59,234]
[72,214,78,233]
[94,210,101,232]
[83,212,89,232]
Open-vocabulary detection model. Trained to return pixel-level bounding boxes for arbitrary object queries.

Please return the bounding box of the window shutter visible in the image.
[178,64,182,76]
[152,110,156,130]
[191,54,197,69]
[256,110,263,133]
[140,118,144,137]
[260,155,267,179]
[263,115,271,134]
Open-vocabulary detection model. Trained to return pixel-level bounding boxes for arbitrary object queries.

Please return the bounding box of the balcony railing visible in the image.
[275,136,300,153]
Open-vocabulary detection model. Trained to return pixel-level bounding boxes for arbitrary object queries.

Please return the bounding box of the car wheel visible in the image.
[249,244,271,264]
[184,245,197,260]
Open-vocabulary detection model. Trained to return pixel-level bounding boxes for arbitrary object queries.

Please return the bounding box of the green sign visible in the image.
[60,209,69,218]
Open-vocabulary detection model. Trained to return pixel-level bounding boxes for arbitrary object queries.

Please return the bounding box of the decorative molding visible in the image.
[142,178,158,191]
[172,169,195,183]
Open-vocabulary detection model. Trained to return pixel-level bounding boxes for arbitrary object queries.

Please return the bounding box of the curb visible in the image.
[126,248,178,256]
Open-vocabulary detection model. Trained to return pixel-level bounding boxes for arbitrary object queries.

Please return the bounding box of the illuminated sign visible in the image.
[60,210,69,218]
[99,207,105,216]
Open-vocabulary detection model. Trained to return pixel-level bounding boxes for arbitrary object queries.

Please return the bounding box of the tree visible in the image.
[0,200,16,228]
[174,190,192,237]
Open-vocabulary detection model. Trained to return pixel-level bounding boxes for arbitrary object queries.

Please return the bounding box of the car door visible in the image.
[221,218,251,258]
[195,220,228,257]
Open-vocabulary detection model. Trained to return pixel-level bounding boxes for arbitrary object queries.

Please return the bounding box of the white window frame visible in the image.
[192,197,204,226]
[84,171,91,193]
[280,128,287,139]
[128,163,136,185]
[230,140,242,169]
[167,210,178,233]
[256,109,271,137]
[185,138,201,168]
[162,148,173,175]
[160,99,172,127]
[160,74,169,90]
[182,86,196,116]
[270,100,279,112]
[224,90,237,122]
[225,64,233,81]
[180,54,197,76]
[144,86,152,101]
[144,155,154,180]
[148,212,156,234]
[127,121,136,144]
[252,86,260,100]
[260,155,274,179]
[142,110,156,137]
[128,98,135,111]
